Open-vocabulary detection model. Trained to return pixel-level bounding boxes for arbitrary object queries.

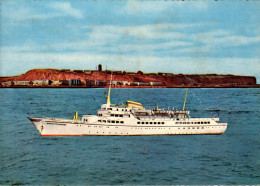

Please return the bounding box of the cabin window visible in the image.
[158,122,161,124]
[150,122,153,124]
[116,121,119,123]
[146,122,149,124]
[137,122,140,124]
[98,120,101,122]
[154,122,157,124]
[103,120,106,123]
[117,109,118,111]
[108,108,112,110]
[162,122,165,124]
[112,121,115,123]
[120,121,124,124]
[142,122,144,124]
[107,120,111,123]
[115,114,118,117]
[198,122,200,124]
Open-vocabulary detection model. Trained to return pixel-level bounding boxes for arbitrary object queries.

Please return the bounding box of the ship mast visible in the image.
[182,88,188,118]
[183,88,188,111]
[106,72,112,106]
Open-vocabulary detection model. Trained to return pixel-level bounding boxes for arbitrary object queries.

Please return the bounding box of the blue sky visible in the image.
[1,0,260,82]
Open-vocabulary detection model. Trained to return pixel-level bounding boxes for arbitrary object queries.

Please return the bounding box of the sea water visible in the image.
[0,88,259,185]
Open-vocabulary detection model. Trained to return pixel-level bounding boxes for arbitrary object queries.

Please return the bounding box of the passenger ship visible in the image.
[28,80,227,136]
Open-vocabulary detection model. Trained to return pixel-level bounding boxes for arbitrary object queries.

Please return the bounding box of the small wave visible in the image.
[227,110,251,114]
[208,109,222,112]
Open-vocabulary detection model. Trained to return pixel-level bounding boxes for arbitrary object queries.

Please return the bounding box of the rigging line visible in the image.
[93,97,102,105]
[119,87,123,105]
[189,89,216,118]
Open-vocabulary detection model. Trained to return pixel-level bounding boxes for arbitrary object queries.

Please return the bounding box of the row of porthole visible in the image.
[137,121,165,125]
[97,120,124,124]
[77,125,221,129]
[176,121,210,124]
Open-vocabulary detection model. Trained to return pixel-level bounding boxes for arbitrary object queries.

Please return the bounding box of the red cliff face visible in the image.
[0,69,257,87]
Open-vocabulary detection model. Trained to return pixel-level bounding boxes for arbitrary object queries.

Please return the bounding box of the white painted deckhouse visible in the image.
[28,76,227,136]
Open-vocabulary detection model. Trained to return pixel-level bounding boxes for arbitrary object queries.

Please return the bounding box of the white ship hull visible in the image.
[28,117,227,136]
[28,85,227,136]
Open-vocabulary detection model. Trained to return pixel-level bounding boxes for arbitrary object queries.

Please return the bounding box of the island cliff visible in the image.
[0,68,258,88]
